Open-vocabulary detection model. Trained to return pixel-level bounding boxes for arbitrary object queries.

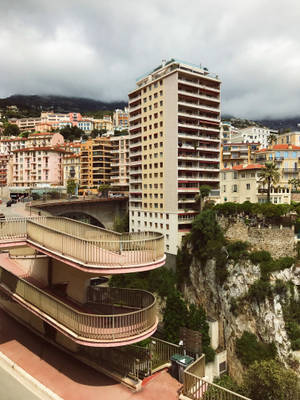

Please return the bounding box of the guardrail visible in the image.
[0,217,165,268]
[183,355,251,400]
[0,267,157,343]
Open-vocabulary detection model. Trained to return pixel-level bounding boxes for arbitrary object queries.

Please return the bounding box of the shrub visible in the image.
[227,241,249,261]
[273,279,288,295]
[249,250,271,264]
[236,331,277,367]
[244,360,298,400]
[247,279,273,302]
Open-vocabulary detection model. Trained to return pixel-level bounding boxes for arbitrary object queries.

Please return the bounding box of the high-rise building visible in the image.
[79,137,111,194]
[110,133,130,194]
[128,59,221,257]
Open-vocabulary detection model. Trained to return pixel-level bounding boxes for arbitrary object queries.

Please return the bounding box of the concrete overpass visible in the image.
[28,197,128,229]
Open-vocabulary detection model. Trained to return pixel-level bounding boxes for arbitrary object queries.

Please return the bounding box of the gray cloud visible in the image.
[1,0,300,118]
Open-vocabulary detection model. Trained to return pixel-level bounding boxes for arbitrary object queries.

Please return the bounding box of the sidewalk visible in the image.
[0,309,181,400]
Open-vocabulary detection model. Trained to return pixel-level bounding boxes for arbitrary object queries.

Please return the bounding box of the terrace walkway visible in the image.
[0,253,158,346]
[0,217,165,273]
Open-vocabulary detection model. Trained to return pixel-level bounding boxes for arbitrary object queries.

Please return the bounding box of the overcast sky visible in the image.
[1,0,300,119]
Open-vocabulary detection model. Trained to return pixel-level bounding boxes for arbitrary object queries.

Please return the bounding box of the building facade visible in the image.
[79,137,111,194]
[128,59,221,255]
[110,133,130,193]
[231,126,271,148]
[220,163,291,204]
[9,147,68,188]
[113,108,129,130]
[221,142,260,169]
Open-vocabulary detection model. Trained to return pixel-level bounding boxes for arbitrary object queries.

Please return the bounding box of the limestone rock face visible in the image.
[185,258,300,382]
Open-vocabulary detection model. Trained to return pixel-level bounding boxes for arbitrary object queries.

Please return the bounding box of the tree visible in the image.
[288,178,300,192]
[195,185,212,212]
[66,179,77,195]
[163,290,188,343]
[244,360,299,400]
[113,212,129,233]
[258,162,280,203]
[267,133,277,145]
[3,123,20,136]
[98,184,111,198]
[60,126,84,141]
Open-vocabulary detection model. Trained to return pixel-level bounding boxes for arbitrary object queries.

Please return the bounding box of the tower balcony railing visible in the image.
[0,217,165,272]
[0,267,157,346]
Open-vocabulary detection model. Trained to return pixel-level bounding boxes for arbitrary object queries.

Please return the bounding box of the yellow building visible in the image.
[255,144,300,190]
[63,154,81,191]
[273,131,300,146]
[220,164,291,204]
[79,137,111,194]
[221,142,260,169]
[128,59,221,256]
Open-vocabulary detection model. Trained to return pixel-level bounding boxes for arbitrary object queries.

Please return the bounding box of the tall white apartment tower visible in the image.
[128,59,221,260]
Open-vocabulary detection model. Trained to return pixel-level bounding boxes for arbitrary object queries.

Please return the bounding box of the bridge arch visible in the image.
[57,211,105,228]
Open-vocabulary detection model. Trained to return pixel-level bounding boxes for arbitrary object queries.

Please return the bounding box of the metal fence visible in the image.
[183,356,251,400]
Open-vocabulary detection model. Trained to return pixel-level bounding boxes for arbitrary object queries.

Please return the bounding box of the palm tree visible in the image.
[258,162,280,202]
[288,178,300,192]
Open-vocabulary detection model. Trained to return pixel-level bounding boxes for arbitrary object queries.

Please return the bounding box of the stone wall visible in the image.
[219,217,296,258]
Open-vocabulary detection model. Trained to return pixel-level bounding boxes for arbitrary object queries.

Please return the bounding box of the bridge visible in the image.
[28,196,128,229]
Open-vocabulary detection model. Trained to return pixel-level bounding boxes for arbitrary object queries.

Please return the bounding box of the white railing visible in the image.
[0,267,157,342]
[0,217,165,268]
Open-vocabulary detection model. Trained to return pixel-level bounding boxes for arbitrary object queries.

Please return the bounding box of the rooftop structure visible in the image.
[221,142,260,169]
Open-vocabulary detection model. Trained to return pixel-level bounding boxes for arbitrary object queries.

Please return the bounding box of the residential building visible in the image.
[10,117,42,132]
[255,143,300,193]
[93,117,113,132]
[273,131,300,146]
[113,108,129,130]
[0,132,64,154]
[221,142,260,169]
[0,154,10,187]
[110,133,130,193]
[220,121,239,144]
[128,59,221,256]
[8,147,68,189]
[231,126,271,147]
[77,120,93,133]
[79,137,111,194]
[63,154,81,191]
[220,163,291,204]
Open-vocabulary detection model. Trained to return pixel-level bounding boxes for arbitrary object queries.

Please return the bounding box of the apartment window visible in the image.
[246,183,251,190]
[155,222,158,227]
[233,184,238,192]
[160,223,163,228]
[166,214,169,220]
[160,100,163,106]
[143,107,147,112]
[223,185,226,192]
[233,172,238,179]
[149,95,152,101]
[166,224,169,230]
[160,90,163,96]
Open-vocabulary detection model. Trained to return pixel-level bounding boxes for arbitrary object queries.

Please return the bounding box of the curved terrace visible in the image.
[0,217,165,273]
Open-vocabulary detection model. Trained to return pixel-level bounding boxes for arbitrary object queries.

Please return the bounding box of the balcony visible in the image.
[0,217,165,273]
[0,265,157,347]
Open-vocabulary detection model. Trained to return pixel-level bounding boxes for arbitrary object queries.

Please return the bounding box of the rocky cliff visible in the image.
[184,257,300,382]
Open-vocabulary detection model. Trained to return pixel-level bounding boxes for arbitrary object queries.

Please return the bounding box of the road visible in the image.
[0,361,43,400]
[0,200,31,218]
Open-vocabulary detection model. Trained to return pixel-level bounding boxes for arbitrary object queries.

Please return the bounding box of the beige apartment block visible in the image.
[128,59,221,256]
[110,133,130,193]
[220,164,290,204]
[63,154,81,189]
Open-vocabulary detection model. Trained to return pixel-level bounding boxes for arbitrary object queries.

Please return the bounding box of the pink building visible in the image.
[0,132,64,154]
[9,146,70,188]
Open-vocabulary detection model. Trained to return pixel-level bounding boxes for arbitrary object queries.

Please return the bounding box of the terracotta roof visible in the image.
[12,146,70,154]
[222,164,264,171]
[257,144,300,152]
[29,132,56,137]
